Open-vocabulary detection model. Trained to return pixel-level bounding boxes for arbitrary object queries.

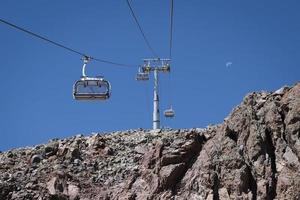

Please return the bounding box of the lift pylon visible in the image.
[136,58,171,129]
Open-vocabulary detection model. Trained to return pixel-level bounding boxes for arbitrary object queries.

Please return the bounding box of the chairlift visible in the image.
[162,63,171,73]
[73,57,111,100]
[164,107,175,118]
[136,67,149,81]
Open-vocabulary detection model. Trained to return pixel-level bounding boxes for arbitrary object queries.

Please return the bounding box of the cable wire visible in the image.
[125,0,159,58]
[169,0,174,59]
[0,18,135,68]
[166,0,174,108]
[92,57,135,68]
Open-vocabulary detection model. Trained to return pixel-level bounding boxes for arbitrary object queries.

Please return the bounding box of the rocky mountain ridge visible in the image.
[0,82,299,200]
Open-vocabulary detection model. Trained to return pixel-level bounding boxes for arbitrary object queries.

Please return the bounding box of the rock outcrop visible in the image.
[0,83,299,200]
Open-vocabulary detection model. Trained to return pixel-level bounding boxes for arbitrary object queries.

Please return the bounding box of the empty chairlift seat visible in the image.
[73,56,111,101]
[136,67,149,81]
[164,107,175,118]
[136,72,149,81]
[73,76,111,100]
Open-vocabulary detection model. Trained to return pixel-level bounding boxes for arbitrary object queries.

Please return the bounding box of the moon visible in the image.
[226,62,232,68]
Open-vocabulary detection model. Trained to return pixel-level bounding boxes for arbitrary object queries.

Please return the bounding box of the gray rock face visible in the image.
[0,83,299,200]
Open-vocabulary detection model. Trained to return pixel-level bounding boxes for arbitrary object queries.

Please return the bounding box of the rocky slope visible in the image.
[0,83,299,200]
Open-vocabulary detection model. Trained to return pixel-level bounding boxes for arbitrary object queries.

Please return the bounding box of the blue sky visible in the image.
[0,0,299,151]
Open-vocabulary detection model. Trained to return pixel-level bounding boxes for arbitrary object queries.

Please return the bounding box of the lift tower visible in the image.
[136,58,171,129]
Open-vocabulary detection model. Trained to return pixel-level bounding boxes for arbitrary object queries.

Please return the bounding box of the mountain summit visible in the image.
[0,83,299,200]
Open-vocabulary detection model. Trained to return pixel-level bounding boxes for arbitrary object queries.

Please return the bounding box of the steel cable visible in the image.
[0,18,135,68]
[169,0,174,59]
[125,0,159,58]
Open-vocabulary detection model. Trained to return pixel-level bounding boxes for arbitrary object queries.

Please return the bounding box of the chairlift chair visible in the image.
[73,77,111,100]
[73,57,111,100]
[162,63,171,73]
[136,67,149,81]
[164,107,175,118]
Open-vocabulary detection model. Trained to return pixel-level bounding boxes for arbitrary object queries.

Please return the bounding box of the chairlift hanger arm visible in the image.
[82,59,88,77]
